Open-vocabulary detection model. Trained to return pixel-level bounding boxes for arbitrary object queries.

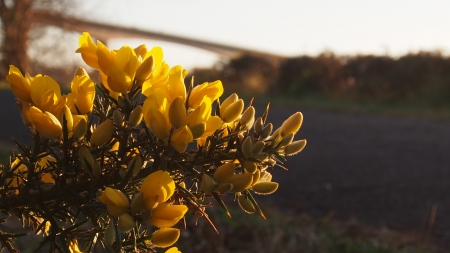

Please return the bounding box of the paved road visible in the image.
[2,90,450,245]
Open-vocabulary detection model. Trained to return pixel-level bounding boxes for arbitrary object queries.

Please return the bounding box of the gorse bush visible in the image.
[0,32,306,252]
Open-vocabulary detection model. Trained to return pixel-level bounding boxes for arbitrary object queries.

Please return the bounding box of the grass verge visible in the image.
[244,93,450,120]
[179,205,442,253]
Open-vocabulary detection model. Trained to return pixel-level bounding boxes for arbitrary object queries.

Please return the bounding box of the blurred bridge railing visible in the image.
[31,11,286,63]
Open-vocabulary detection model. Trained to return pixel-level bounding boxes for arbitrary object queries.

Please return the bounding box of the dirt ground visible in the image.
[2,91,450,246]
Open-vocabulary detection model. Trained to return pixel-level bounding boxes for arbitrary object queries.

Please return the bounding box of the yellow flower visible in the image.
[6,65,32,103]
[98,44,138,94]
[29,75,64,116]
[28,106,62,140]
[67,68,95,115]
[165,65,187,102]
[68,239,82,253]
[98,187,129,217]
[150,228,181,248]
[141,170,175,210]
[188,80,223,109]
[171,125,193,153]
[165,247,182,253]
[76,32,99,69]
[135,55,155,82]
[143,93,171,139]
[184,97,211,127]
[148,202,188,228]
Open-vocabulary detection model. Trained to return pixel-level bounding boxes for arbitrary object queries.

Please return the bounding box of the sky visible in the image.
[78,0,450,70]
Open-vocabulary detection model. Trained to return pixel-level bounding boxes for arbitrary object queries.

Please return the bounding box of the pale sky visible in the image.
[78,0,450,70]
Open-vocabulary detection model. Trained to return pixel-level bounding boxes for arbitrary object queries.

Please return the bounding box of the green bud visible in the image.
[252,141,265,155]
[213,162,235,183]
[128,156,143,177]
[284,139,307,156]
[113,110,123,128]
[131,192,145,213]
[254,117,264,134]
[244,161,258,174]
[118,213,135,232]
[259,123,273,140]
[135,55,154,82]
[219,93,238,116]
[252,182,279,195]
[279,133,294,148]
[241,136,253,158]
[189,123,206,139]
[169,96,186,129]
[128,105,143,129]
[254,153,269,162]
[201,174,215,194]
[222,99,244,123]
[78,145,94,174]
[239,106,255,129]
[104,221,116,246]
[72,117,87,140]
[216,183,233,194]
[228,174,253,193]
[90,119,114,147]
[237,194,256,214]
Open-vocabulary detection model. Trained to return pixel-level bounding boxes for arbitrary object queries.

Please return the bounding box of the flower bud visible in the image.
[169,96,186,129]
[237,194,256,214]
[104,221,116,246]
[130,156,143,176]
[241,136,253,158]
[259,123,273,140]
[280,112,303,137]
[58,105,74,134]
[254,117,264,134]
[131,192,145,213]
[28,107,62,140]
[228,174,253,193]
[279,133,294,147]
[266,158,277,167]
[189,123,206,139]
[252,141,265,155]
[128,105,143,128]
[213,162,235,183]
[244,161,258,174]
[221,99,244,123]
[219,93,238,116]
[254,153,269,162]
[284,139,307,156]
[72,117,87,140]
[252,182,279,195]
[150,228,180,248]
[247,168,261,185]
[239,106,255,129]
[91,119,114,146]
[201,174,215,194]
[113,110,123,128]
[118,213,135,232]
[216,183,233,194]
[135,55,154,82]
[78,145,95,174]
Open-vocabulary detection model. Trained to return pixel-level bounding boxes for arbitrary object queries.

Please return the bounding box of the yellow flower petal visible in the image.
[150,228,180,248]
[141,171,175,210]
[149,203,188,228]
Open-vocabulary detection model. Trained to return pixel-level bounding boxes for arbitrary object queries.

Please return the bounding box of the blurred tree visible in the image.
[0,0,76,77]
